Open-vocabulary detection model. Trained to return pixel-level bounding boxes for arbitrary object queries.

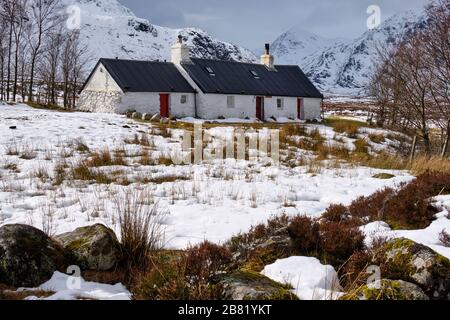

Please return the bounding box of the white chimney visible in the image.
[171,35,191,65]
[261,43,275,69]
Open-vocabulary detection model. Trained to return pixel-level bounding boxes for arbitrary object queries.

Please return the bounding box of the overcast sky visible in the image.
[119,0,431,49]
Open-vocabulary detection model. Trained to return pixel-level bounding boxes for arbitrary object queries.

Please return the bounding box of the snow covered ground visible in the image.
[262,257,343,300]
[20,272,131,300]
[360,195,450,260]
[0,103,413,249]
[1,103,448,300]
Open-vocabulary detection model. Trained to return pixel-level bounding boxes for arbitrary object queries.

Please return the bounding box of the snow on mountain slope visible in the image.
[273,10,428,96]
[61,0,257,68]
[271,26,346,66]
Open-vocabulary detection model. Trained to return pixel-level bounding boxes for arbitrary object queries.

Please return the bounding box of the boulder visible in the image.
[372,173,396,179]
[132,112,142,120]
[142,113,152,121]
[219,270,298,300]
[229,226,292,270]
[352,279,429,300]
[0,224,66,287]
[56,224,121,271]
[377,238,450,299]
[150,114,161,122]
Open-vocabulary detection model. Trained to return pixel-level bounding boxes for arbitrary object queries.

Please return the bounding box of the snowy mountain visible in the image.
[271,27,346,66]
[272,10,428,96]
[61,0,257,68]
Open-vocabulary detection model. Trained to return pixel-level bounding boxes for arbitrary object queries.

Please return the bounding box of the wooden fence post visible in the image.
[410,135,417,163]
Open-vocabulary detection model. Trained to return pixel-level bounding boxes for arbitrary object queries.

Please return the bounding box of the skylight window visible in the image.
[205,66,215,76]
[250,70,260,79]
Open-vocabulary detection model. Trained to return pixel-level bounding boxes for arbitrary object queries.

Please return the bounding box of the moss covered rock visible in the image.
[372,173,396,180]
[377,238,450,299]
[348,280,429,300]
[56,224,121,271]
[219,269,298,300]
[0,224,66,287]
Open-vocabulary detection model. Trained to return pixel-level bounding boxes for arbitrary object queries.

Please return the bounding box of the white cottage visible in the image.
[78,36,323,121]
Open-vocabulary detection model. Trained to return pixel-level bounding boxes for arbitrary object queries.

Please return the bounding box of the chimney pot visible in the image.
[172,35,191,65]
[261,43,275,69]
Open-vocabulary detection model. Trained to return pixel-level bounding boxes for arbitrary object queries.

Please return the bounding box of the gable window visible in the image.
[227,96,235,109]
[180,95,188,104]
[277,98,284,110]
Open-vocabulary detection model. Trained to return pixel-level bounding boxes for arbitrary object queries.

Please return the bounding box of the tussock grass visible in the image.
[87,148,128,167]
[408,155,450,176]
[326,118,365,138]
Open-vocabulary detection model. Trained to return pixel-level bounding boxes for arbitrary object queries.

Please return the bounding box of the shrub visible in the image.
[340,250,373,289]
[322,204,350,223]
[319,220,365,267]
[347,172,450,230]
[132,243,230,300]
[227,215,290,253]
[439,229,450,247]
[184,242,232,282]
[287,215,320,255]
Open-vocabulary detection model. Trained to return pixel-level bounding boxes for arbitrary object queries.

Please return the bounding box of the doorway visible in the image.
[160,94,170,118]
[256,96,265,121]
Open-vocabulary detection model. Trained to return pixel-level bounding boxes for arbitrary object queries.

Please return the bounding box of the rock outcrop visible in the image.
[0,224,66,287]
[56,224,121,271]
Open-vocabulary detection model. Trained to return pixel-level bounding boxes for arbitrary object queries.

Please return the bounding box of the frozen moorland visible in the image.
[1,103,449,300]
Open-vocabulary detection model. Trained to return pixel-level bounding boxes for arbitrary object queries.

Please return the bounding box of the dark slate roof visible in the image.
[81,58,196,93]
[182,58,323,98]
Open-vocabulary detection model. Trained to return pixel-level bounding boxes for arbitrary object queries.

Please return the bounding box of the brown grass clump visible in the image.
[86,148,128,167]
[327,119,364,138]
[368,133,386,144]
[409,155,450,176]
[114,191,166,272]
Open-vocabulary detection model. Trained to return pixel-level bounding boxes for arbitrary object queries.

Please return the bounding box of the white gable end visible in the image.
[84,63,122,93]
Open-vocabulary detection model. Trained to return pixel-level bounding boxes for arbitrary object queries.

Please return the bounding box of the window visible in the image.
[277,98,284,110]
[227,96,235,109]
[250,70,260,79]
[205,66,215,76]
[180,95,188,104]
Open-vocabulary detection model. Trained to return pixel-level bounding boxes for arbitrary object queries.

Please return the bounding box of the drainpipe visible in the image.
[194,90,198,118]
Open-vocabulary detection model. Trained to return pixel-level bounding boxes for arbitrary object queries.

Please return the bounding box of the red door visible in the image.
[297,98,304,120]
[256,97,264,121]
[160,94,170,118]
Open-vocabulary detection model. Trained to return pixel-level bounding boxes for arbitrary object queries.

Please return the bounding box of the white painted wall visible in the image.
[118,92,196,118]
[83,63,122,93]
